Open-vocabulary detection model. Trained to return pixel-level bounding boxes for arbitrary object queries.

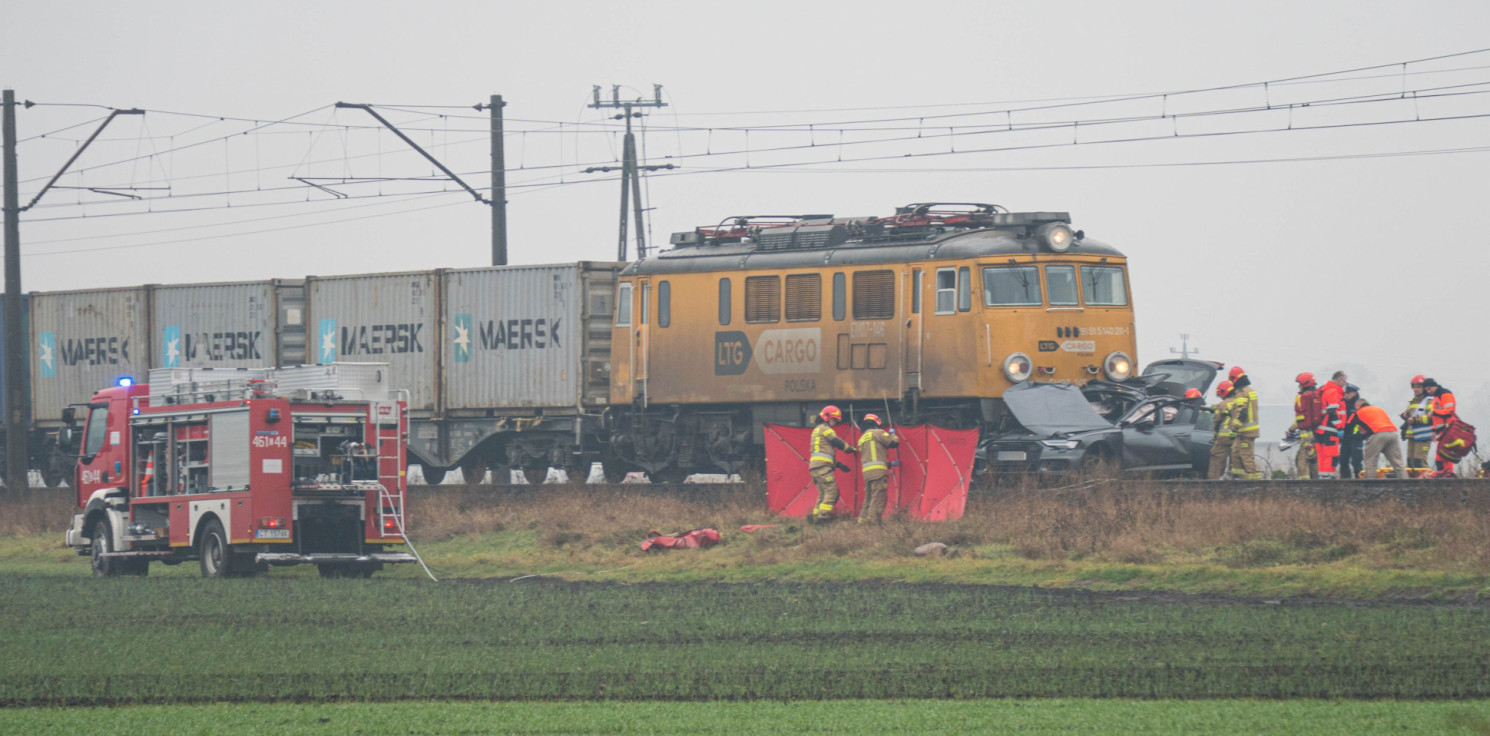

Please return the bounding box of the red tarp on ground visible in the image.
[763,423,977,522]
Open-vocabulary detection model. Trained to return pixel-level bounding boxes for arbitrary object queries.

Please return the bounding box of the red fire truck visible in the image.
[63,364,416,578]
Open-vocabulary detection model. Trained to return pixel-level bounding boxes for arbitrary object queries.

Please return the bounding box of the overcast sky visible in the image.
[4,0,1489,423]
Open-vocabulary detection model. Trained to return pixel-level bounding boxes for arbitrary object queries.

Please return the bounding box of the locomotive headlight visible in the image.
[1037,223,1074,253]
[1003,352,1033,383]
[1103,351,1134,382]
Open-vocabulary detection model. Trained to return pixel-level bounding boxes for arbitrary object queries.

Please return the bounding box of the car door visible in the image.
[1120,399,1194,472]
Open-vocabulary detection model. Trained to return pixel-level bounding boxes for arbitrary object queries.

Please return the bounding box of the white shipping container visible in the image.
[441,262,622,411]
[306,271,438,413]
[151,281,278,371]
[30,287,150,424]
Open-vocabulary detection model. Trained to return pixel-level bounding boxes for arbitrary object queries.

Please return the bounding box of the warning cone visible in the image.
[139,450,155,495]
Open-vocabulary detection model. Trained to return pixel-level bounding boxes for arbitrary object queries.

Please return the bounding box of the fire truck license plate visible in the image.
[254,529,290,539]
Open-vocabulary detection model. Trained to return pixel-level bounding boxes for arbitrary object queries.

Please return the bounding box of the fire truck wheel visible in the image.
[90,519,120,577]
[198,519,237,578]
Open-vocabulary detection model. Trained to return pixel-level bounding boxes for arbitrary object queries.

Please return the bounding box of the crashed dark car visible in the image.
[987,360,1223,477]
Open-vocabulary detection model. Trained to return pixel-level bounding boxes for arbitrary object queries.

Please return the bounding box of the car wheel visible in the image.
[198,519,235,578]
[90,519,119,577]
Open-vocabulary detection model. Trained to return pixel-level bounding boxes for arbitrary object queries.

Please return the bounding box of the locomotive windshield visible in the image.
[1082,266,1128,306]
[983,266,1043,307]
[1046,265,1079,306]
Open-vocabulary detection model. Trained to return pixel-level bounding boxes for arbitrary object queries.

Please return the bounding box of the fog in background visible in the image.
[4,1,1488,425]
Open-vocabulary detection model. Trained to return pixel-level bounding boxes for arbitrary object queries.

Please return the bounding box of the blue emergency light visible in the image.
[117,377,135,387]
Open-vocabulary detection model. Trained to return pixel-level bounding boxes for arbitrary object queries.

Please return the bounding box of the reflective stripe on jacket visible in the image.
[1230,388,1260,437]
[1213,399,1236,437]
[1431,389,1457,426]
[810,423,844,466]
[1404,395,1435,441]
[857,428,898,475]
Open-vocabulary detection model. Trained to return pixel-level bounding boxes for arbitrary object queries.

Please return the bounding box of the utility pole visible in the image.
[485,95,507,266]
[3,93,142,494]
[3,90,25,495]
[589,85,666,261]
[1169,334,1199,360]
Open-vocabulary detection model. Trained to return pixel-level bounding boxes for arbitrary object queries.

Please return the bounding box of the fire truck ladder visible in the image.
[374,391,436,581]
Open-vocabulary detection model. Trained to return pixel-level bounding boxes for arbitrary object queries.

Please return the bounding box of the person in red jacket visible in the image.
[1422,378,1459,476]
[1315,371,1347,478]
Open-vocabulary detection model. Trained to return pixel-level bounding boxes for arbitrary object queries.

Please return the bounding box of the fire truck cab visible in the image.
[63,364,416,578]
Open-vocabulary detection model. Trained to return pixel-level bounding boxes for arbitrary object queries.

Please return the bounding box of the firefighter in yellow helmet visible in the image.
[856,413,900,524]
[1209,380,1236,479]
[1226,366,1263,480]
[808,405,855,522]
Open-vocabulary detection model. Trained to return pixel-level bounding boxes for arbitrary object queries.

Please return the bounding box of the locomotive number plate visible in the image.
[996,451,1027,461]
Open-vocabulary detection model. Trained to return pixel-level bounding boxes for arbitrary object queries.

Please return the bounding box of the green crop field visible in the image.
[3,576,1488,705]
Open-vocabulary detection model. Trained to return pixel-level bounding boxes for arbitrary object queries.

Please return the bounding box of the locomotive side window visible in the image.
[912,269,922,314]
[982,266,1042,307]
[745,276,781,323]
[934,268,956,314]
[616,283,633,326]
[785,274,822,322]
[852,270,895,320]
[1082,266,1129,306]
[718,278,731,325]
[658,281,671,328]
[957,267,972,312]
[832,273,845,321]
[1046,265,1079,306]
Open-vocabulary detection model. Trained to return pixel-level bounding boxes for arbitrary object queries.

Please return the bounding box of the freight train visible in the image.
[3,202,1138,485]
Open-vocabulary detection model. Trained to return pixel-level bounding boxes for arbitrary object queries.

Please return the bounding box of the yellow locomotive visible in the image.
[603,202,1138,481]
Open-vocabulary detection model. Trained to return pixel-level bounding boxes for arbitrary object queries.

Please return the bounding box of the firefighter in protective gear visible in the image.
[1227,368,1262,479]
[1339,385,1366,479]
[1209,380,1236,479]
[1400,375,1436,475]
[1315,371,1348,478]
[808,405,855,521]
[1423,378,1459,476]
[856,414,900,524]
[1293,373,1320,480]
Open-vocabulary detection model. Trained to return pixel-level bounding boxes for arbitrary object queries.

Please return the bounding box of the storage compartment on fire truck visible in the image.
[294,500,364,555]
[291,414,376,486]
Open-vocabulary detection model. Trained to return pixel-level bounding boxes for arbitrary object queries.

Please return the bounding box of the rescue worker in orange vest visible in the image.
[1352,399,1405,477]
[1209,380,1236,480]
[1293,373,1321,480]
[1315,371,1348,478]
[1226,366,1262,480]
[808,405,855,521]
[1399,375,1436,476]
[1423,378,1459,477]
[856,414,900,525]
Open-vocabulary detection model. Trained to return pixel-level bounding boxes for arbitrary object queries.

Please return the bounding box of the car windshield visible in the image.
[1142,361,1217,394]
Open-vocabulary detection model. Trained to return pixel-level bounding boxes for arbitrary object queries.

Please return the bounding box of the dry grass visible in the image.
[405,476,1490,573]
[0,490,75,536]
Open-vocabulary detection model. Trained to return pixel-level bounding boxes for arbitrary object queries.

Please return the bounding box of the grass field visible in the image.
[5,700,1490,735]
[3,575,1488,705]
[4,483,1490,733]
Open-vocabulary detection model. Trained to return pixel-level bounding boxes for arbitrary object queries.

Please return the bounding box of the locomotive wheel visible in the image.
[90,519,120,577]
[417,463,453,485]
[648,466,690,484]
[41,468,65,488]
[521,465,551,484]
[198,519,237,578]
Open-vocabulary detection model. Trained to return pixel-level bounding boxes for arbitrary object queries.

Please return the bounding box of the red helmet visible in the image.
[1215,380,1234,397]
[1411,374,1425,385]
[819,405,842,422]
[1184,388,1202,399]
[863,413,882,426]
[1228,366,1246,381]
[1296,372,1315,388]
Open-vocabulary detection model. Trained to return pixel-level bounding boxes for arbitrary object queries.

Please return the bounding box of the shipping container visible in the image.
[441,262,622,412]
[305,271,439,414]
[150,279,307,371]
[29,287,150,425]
